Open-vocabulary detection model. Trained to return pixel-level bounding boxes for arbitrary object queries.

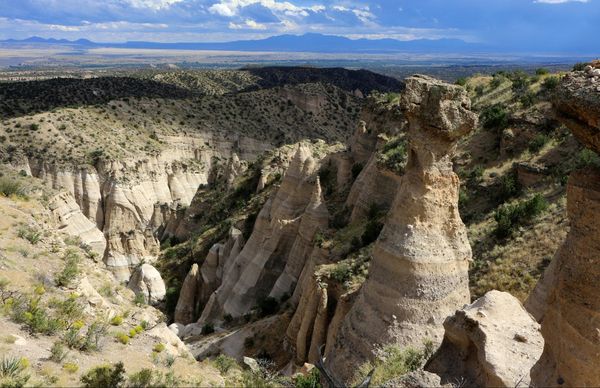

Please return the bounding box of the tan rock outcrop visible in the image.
[326,75,477,382]
[48,191,107,256]
[28,133,271,281]
[174,263,201,325]
[127,263,167,305]
[269,177,330,300]
[346,155,402,222]
[530,69,600,387]
[197,144,323,323]
[426,290,543,387]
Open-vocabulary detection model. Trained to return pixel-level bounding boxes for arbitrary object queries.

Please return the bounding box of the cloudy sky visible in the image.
[0,0,598,52]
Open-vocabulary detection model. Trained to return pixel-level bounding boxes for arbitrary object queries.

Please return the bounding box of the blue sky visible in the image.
[0,0,598,52]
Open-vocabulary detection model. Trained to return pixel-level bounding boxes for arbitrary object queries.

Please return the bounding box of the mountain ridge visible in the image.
[0,33,483,54]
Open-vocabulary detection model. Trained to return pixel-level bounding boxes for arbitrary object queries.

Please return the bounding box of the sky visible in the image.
[0,0,598,52]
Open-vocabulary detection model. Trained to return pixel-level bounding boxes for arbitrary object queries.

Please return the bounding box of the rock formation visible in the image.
[427,291,543,387]
[326,75,477,382]
[127,263,167,305]
[530,66,600,387]
[48,191,107,256]
[196,144,324,323]
[174,263,201,325]
[26,134,270,281]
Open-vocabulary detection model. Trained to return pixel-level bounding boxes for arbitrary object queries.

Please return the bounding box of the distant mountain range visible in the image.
[0,33,486,54]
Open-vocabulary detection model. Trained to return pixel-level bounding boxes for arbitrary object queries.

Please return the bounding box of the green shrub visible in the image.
[134,325,144,334]
[214,355,237,374]
[55,251,81,287]
[49,341,68,363]
[295,368,321,388]
[542,76,560,91]
[331,262,352,284]
[0,177,28,199]
[115,332,130,345]
[576,149,600,169]
[29,123,39,131]
[378,137,408,174]
[110,315,123,326]
[353,341,434,386]
[0,356,30,387]
[153,343,166,353]
[17,225,41,245]
[480,105,509,130]
[528,134,549,153]
[535,68,549,76]
[455,77,467,86]
[573,62,588,71]
[520,92,536,108]
[494,194,549,238]
[63,362,79,374]
[80,362,126,388]
[12,295,63,335]
[496,171,522,203]
[128,369,160,388]
[133,293,146,306]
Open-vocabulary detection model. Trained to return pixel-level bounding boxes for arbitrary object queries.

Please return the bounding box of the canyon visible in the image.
[0,64,599,387]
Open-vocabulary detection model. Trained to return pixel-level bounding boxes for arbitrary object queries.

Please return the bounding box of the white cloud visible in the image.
[228,19,267,29]
[208,0,313,18]
[534,0,589,3]
[124,0,184,10]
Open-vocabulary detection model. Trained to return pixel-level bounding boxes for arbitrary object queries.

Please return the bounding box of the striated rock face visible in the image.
[174,263,201,325]
[48,191,107,256]
[327,75,477,382]
[427,291,543,387]
[346,155,402,223]
[530,69,600,387]
[553,66,600,154]
[127,263,167,305]
[196,145,324,323]
[27,134,270,281]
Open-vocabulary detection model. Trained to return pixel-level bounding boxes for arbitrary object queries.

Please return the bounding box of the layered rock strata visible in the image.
[48,191,107,256]
[326,75,477,382]
[196,145,325,323]
[530,68,600,387]
[427,291,543,387]
[26,134,269,281]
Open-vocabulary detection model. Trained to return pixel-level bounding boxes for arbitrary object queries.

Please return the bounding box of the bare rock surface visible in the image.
[554,67,600,153]
[529,69,600,387]
[427,290,543,387]
[48,191,107,256]
[327,75,476,382]
[174,263,201,325]
[196,144,325,323]
[127,263,167,305]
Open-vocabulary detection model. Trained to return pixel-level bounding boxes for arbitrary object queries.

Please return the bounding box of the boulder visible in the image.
[127,264,166,305]
[426,291,543,387]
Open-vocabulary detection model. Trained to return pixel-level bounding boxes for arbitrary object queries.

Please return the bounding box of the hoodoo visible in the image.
[530,63,600,386]
[327,75,477,381]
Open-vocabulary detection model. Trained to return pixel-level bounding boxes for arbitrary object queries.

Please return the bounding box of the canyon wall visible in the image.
[28,133,270,281]
[326,75,477,382]
[530,63,600,387]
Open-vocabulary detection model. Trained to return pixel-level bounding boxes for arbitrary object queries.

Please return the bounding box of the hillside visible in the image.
[1,64,599,387]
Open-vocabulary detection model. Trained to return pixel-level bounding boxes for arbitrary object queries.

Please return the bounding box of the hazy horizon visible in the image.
[0,0,599,55]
